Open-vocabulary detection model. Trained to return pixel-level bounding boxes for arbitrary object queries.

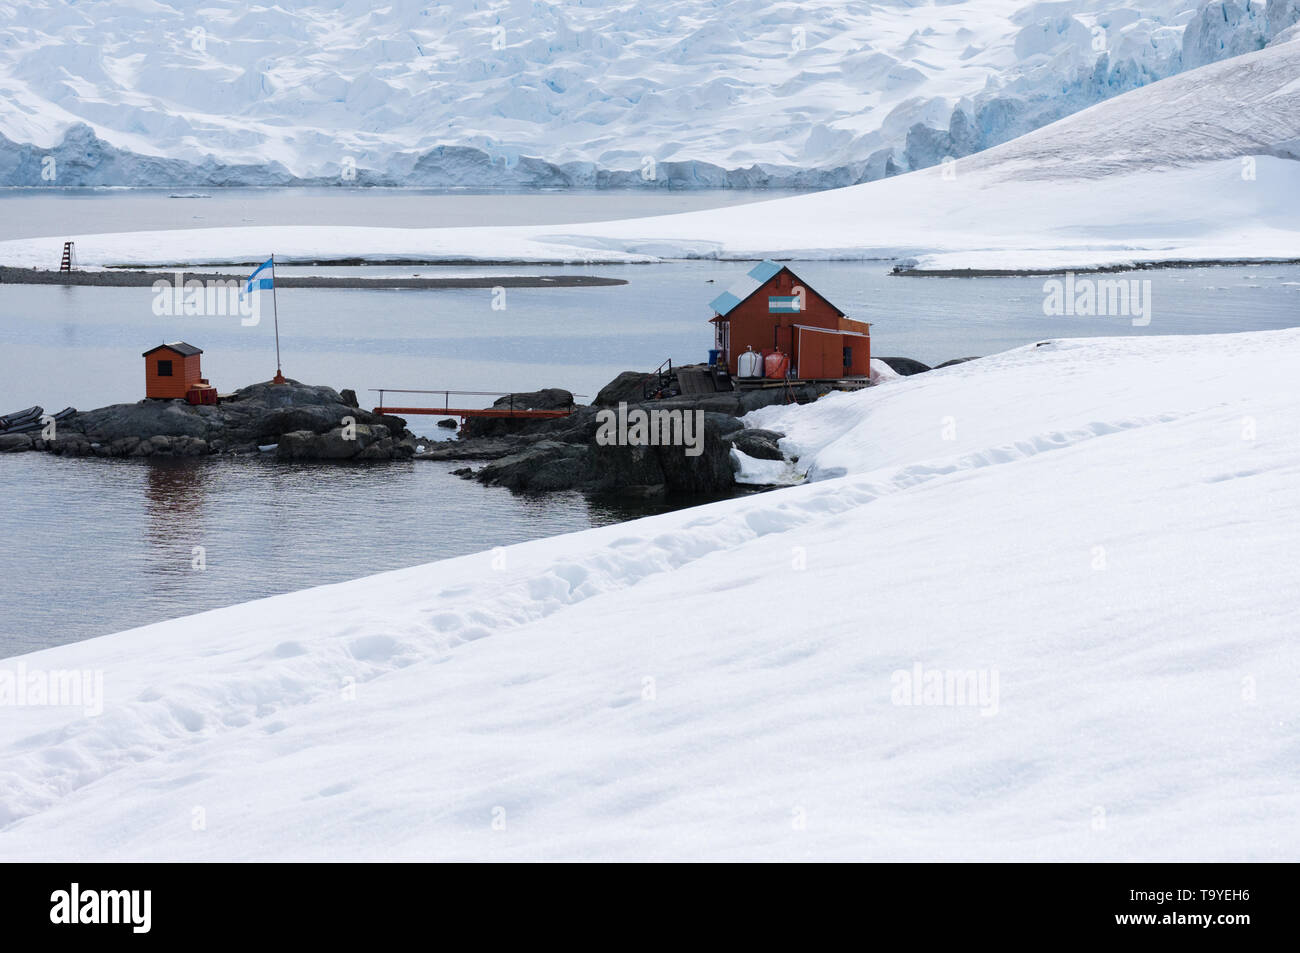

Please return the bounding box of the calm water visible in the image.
[3,261,1300,411]
[0,453,673,655]
[2,191,1299,654]
[0,187,801,238]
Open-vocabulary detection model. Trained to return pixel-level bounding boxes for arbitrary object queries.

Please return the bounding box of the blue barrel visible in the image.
[708,349,720,366]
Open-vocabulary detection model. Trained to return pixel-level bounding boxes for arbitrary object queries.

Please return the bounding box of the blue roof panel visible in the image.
[709,290,743,314]
[709,259,785,316]
[746,260,783,284]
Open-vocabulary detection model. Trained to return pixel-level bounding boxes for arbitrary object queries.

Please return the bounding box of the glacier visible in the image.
[1,0,1296,188]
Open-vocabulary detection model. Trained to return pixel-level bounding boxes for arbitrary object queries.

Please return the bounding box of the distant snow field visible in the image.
[2,329,1297,860]
[4,35,1298,273]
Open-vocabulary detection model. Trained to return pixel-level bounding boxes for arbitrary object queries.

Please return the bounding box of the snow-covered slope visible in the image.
[4,35,1298,271]
[0,0,1271,186]
[3,328,1297,860]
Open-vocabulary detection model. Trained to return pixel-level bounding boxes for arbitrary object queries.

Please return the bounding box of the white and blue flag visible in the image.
[244,257,275,295]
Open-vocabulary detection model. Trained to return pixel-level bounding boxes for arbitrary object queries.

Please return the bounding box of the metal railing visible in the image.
[642,359,673,400]
[369,388,587,413]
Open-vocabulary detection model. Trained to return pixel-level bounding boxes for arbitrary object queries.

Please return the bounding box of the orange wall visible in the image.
[145,352,203,399]
[839,317,872,375]
[716,268,869,377]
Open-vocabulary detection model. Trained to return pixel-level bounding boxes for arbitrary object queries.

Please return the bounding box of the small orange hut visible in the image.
[709,261,871,380]
[143,342,217,404]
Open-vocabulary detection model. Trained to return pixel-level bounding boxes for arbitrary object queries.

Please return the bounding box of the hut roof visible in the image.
[142,342,203,358]
[708,260,784,316]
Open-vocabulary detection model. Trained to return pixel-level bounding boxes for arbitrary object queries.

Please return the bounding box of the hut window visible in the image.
[843,346,853,369]
[157,359,173,377]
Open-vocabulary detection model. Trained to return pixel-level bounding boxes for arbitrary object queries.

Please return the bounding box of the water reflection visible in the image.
[142,458,210,578]
[0,453,655,655]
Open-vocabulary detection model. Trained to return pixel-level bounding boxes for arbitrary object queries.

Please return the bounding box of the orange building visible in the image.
[143,342,216,403]
[709,261,870,380]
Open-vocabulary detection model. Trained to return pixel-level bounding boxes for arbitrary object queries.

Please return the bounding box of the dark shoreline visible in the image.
[0,266,626,289]
[891,258,1300,277]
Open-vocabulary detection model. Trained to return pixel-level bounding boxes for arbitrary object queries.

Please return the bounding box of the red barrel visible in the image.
[764,350,790,379]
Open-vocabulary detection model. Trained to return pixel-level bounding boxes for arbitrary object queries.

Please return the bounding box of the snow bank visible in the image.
[729,447,802,487]
[2,328,1298,860]
[869,359,902,384]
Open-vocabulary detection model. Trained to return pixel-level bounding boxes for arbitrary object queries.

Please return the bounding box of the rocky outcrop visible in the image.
[16,380,415,460]
[461,408,745,498]
[730,428,785,461]
[0,432,36,453]
[877,356,932,376]
[419,384,792,498]
[409,356,981,497]
[593,371,651,407]
[461,388,576,439]
[276,424,402,461]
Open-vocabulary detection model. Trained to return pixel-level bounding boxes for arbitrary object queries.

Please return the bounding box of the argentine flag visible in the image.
[244,257,275,296]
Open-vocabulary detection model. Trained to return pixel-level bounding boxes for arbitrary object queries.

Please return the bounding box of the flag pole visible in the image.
[271,253,285,384]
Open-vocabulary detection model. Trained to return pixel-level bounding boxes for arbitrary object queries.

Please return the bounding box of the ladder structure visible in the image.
[59,242,76,273]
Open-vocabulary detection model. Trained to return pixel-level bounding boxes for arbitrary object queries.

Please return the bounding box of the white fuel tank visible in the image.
[737,349,763,378]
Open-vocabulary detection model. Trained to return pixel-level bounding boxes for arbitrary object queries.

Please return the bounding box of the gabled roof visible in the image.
[709,260,784,317]
[142,341,203,358]
[708,260,848,321]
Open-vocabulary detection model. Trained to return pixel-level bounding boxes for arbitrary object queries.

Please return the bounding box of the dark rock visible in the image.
[0,433,33,452]
[461,388,576,439]
[934,356,981,368]
[472,439,670,496]
[163,435,209,456]
[593,371,651,407]
[67,399,209,442]
[437,418,458,428]
[234,405,351,443]
[704,412,746,440]
[417,436,541,461]
[44,379,413,462]
[473,441,602,492]
[339,388,360,408]
[491,388,574,412]
[652,416,735,495]
[736,382,833,413]
[650,393,747,416]
[469,403,740,498]
[38,433,90,455]
[730,428,785,461]
[276,423,403,462]
[877,356,931,376]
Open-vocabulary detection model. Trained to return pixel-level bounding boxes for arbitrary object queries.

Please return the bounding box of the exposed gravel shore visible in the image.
[0,266,626,289]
